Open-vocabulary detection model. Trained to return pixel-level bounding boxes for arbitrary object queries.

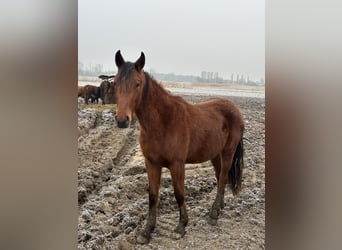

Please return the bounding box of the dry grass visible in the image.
[78,76,101,82]
[78,103,116,112]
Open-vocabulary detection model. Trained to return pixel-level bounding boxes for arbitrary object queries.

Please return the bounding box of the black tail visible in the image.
[228,139,244,196]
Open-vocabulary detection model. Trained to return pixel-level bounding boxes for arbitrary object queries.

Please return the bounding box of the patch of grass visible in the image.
[78,103,117,112]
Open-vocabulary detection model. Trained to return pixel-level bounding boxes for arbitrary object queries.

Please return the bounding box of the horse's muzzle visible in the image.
[116,115,129,128]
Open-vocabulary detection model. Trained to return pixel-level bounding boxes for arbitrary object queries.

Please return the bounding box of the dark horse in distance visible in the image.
[98,75,116,104]
[113,50,245,244]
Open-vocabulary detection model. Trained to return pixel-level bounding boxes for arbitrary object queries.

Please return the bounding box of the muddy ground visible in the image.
[78,94,265,249]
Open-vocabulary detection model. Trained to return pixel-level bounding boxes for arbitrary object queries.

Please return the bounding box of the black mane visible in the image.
[143,71,150,99]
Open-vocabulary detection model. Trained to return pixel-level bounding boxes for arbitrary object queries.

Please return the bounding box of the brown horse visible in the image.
[113,50,244,244]
[83,85,100,104]
[99,79,116,105]
[78,86,85,98]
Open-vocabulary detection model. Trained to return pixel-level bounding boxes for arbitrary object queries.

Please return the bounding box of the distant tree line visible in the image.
[149,69,199,83]
[78,61,115,77]
[200,71,224,83]
[150,69,264,85]
[227,73,265,85]
[78,60,264,85]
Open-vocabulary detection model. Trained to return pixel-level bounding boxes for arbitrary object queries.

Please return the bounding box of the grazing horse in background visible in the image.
[78,86,85,99]
[99,75,116,104]
[114,50,244,244]
[83,85,100,104]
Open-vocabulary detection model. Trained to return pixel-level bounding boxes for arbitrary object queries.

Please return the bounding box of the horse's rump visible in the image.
[78,86,85,97]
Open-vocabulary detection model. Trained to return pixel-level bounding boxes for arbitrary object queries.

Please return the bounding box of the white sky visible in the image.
[78,0,264,81]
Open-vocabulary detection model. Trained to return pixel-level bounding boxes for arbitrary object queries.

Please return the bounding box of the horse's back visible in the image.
[85,85,100,96]
[195,98,240,112]
[195,98,244,128]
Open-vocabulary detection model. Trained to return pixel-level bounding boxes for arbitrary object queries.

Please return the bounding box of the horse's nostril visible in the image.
[117,116,129,128]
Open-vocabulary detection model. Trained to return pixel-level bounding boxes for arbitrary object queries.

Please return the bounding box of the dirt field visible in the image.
[78,92,265,249]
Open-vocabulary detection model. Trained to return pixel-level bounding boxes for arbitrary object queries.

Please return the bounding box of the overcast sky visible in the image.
[79,0,264,81]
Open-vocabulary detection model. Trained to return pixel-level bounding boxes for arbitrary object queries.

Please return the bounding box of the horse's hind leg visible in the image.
[137,158,161,244]
[209,147,235,225]
[210,154,224,209]
[170,161,188,239]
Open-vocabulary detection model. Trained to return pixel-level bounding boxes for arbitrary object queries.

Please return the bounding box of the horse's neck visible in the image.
[135,76,172,131]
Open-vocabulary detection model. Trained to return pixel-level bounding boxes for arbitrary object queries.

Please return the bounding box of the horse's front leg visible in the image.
[136,158,161,244]
[170,161,188,239]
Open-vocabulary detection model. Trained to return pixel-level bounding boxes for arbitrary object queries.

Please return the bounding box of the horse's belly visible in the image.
[186,135,226,163]
[186,153,216,164]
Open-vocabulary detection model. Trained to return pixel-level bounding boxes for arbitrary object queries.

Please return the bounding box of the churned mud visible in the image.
[78,94,265,249]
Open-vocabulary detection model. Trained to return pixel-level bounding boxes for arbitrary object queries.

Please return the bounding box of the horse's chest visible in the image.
[140,143,169,166]
[139,133,185,166]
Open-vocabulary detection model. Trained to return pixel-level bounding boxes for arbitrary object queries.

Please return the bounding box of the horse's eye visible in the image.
[136,82,141,88]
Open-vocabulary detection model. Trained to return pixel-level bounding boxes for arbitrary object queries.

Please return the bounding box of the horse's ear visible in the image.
[135,52,145,72]
[115,50,125,68]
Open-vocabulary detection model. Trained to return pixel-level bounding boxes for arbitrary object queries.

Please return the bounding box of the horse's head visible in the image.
[114,50,146,128]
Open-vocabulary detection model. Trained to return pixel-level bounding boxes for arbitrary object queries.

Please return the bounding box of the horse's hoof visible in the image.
[170,224,186,240]
[170,231,183,240]
[209,209,219,220]
[175,224,185,235]
[208,216,218,226]
[136,234,150,244]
